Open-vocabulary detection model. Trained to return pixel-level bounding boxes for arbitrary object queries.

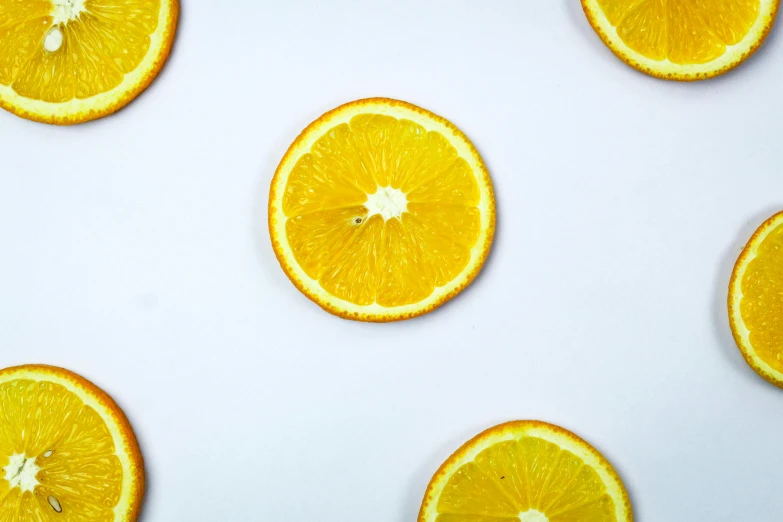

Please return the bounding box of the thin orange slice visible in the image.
[268,98,495,322]
[729,211,783,388]
[0,0,178,124]
[582,0,780,80]
[419,421,633,522]
[0,365,144,521]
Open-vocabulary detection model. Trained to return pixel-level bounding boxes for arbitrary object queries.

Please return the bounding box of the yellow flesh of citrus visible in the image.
[0,0,161,103]
[0,379,123,520]
[598,0,760,64]
[437,437,616,521]
[283,114,482,308]
[739,221,783,373]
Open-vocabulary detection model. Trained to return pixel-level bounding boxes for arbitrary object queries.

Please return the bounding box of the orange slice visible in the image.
[419,421,633,522]
[268,98,495,322]
[729,211,783,388]
[0,365,144,521]
[582,0,780,80]
[0,0,178,124]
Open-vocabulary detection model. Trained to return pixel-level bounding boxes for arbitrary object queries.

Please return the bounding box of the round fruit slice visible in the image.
[0,0,178,124]
[419,421,633,522]
[581,0,780,80]
[729,211,783,388]
[269,98,495,322]
[0,365,144,521]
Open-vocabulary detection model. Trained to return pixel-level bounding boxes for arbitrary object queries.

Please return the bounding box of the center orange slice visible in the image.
[268,98,496,322]
[419,421,633,522]
[0,365,144,521]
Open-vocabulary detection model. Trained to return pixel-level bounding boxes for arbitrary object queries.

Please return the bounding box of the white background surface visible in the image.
[1,1,783,520]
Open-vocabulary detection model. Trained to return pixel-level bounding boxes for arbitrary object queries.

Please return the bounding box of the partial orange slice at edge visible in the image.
[419,421,633,522]
[0,0,178,124]
[729,211,783,388]
[582,0,779,80]
[0,364,144,521]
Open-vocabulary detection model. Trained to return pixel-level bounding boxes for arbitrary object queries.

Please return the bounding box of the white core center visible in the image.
[52,0,86,25]
[44,27,63,52]
[3,453,40,493]
[365,186,408,221]
[519,511,548,522]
